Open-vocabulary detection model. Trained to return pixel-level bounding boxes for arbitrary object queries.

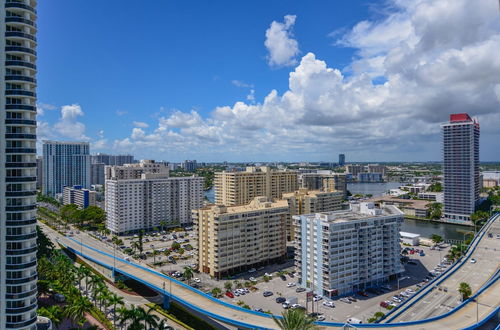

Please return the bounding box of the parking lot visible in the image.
[215,245,450,323]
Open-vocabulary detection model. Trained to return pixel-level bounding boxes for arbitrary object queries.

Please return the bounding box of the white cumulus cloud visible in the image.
[265,15,300,67]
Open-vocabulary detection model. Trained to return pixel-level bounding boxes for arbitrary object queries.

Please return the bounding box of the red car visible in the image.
[380,301,389,308]
[225,291,234,298]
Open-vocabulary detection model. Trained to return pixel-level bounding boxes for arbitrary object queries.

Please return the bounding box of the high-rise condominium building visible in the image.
[442,113,480,223]
[1,0,38,328]
[214,166,298,206]
[105,160,203,234]
[90,162,105,185]
[294,203,404,298]
[282,188,343,240]
[91,153,134,166]
[42,140,90,197]
[182,160,197,172]
[338,153,345,166]
[345,164,365,177]
[299,172,347,198]
[193,197,288,278]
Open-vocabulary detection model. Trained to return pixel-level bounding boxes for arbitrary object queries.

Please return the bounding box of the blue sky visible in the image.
[36,0,500,162]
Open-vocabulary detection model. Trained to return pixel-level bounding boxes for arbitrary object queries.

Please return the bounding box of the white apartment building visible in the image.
[193,197,289,278]
[105,160,203,234]
[418,192,444,203]
[63,185,97,209]
[294,202,404,298]
[1,0,39,328]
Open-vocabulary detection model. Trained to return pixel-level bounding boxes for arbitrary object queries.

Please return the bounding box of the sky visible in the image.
[36,0,500,162]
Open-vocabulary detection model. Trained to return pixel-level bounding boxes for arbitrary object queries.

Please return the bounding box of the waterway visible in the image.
[347,182,403,197]
[204,183,468,240]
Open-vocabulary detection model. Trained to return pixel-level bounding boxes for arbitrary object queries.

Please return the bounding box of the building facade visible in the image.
[282,188,343,240]
[442,113,480,223]
[91,153,134,166]
[63,185,97,209]
[1,0,39,327]
[90,162,105,185]
[36,155,42,189]
[214,166,298,206]
[105,161,203,234]
[299,172,347,199]
[182,160,197,172]
[42,140,90,197]
[193,197,288,278]
[338,154,345,166]
[294,203,404,297]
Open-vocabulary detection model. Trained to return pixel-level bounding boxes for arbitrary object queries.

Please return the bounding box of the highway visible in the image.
[41,218,500,330]
[386,214,500,323]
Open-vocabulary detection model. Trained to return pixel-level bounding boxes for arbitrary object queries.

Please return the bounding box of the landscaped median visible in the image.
[147,302,218,330]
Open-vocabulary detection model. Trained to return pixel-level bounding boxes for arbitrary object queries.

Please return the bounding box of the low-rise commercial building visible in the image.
[63,185,97,209]
[294,202,404,297]
[193,197,288,278]
[282,188,343,240]
[400,231,420,246]
[418,192,444,203]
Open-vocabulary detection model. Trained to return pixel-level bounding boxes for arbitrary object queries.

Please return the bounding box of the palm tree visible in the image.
[211,287,222,298]
[137,306,160,329]
[108,293,124,328]
[131,240,141,256]
[458,282,472,301]
[38,306,64,329]
[97,290,111,312]
[224,281,233,291]
[64,295,94,326]
[159,220,167,232]
[183,266,194,285]
[234,280,243,289]
[272,308,318,330]
[157,319,173,330]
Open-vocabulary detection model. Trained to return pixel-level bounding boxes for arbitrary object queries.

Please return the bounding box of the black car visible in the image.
[263,291,273,297]
[280,275,287,281]
[276,297,286,303]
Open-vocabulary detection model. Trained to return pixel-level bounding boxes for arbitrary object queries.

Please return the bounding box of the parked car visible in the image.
[380,301,389,308]
[357,291,368,297]
[317,315,325,321]
[340,298,351,304]
[282,302,291,309]
[263,291,273,297]
[470,258,477,264]
[276,297,286,303]
[225,291,234,298]
[291,304,303,309]
[248,268,256,273]
[193,278,201,283]
[287,282,296,287]
[313,295,323,302]
[249,277,256,282]
[347,296,357,302]
[323,301,335,308]
[296,287,306,293]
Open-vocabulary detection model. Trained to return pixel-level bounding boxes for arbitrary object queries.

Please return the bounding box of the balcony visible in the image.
[6,259,37,270]
[5,149,36,155]
[5,287,37,300]
[6,104,36,111]
[6,315,38,329]
[6,232,37,241]
[5,75,36,83]
[6,191,37,197]
[5,89,36,97]
[5,162,37,168]
[5,16,36,27]
[5,133,36,140]
[5,302,37,314]
[5,31,36,42]
[6,218,37,227]
[5,60,36,70]
[6,204,37,211]
[5,2,37,14]
[5,119,36,126]
[5,46,36,57]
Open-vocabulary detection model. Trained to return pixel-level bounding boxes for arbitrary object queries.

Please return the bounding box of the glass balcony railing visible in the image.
[5,75,36,83]
[5,60,36,70]
[5,2,37,14]
[5,16,36,27]
[5,31,36,41]
[5,104,36,111]
[5,133,36,139]
[5,89,36,97]
[5,119,36,126]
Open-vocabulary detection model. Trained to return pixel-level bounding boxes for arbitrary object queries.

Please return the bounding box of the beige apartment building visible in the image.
[282,188,343,240]
[214,166,298,206]
[193,197,289,278]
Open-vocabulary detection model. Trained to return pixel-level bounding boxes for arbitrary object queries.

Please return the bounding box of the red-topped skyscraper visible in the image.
[442,113,480,223]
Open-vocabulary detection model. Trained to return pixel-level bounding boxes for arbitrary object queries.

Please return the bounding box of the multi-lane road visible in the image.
[41,215,500,329]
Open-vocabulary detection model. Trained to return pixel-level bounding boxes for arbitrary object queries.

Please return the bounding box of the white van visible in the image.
[347,318,363,324]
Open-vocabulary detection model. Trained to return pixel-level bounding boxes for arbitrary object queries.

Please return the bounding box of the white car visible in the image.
[313,295,323,302]
[248,268,256,273]
[470,258,477,264]
[264,272,273,277]
[317,315,326,321]
[322,301,335,308]
[291,304,302,309]
[193,278,201,283]
[287,282,296,287]
[249,277,256,282]
[340,298,351,304]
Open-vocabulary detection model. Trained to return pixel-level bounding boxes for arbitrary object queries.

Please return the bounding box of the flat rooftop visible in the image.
[297,203,403,224]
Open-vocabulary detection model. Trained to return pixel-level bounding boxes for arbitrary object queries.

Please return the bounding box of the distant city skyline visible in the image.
[36,0,500,161]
